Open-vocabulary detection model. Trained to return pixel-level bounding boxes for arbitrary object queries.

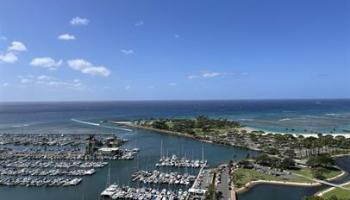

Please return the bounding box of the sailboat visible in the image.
[100,163,117,198]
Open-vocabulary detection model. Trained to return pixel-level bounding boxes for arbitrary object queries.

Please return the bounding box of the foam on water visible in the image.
[99,124,133,132]
[71,118,101,126]
[278,118,291,122]
[71,118,132,132]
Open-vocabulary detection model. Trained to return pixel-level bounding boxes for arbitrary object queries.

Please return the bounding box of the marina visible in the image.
[131,170,196,185]
[0,134,86,146]
[0,177,82,187]
[0,167,96,176]
[0,133,139,188]
[0,101,349,200]
[1,0,350,197]
[101,185,189,200]
[188,168,214,197]
[156,155,207,168]
[0,159,107,169]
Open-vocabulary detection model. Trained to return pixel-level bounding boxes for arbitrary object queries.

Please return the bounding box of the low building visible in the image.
[98,147,120,155]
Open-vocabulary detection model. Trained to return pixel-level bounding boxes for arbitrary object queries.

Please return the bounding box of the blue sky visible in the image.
[0,0,349,101]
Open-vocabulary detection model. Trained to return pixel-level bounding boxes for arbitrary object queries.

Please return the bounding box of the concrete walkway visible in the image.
[293,173,350,191]
[316,181,350,196]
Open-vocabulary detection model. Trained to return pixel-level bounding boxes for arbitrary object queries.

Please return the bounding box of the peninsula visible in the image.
[113,116,350,199]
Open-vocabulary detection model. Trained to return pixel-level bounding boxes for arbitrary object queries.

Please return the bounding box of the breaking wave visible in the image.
[11,123,30,128]
[71,118,100,126]
[71,118,132,132]
[279,118,291,122]
[239,118,254,121]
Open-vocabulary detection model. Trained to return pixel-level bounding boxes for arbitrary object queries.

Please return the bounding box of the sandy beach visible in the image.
[239,126,350,138]
[129,122,350,138]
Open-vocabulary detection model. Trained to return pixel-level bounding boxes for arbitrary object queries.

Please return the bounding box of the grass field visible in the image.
[232,168,282,188]
[322,183,350,199]
[290,167,342,180]
[232,168,314,188]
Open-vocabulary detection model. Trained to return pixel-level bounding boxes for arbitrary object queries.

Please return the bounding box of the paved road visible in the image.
[216,166,231,200]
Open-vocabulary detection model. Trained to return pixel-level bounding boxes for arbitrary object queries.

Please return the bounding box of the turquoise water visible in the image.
[0,100,350,200]
[1,100,350,134]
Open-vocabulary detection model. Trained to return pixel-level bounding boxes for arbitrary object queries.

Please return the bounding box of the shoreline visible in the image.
[114,121,350,139]
[235,168,347,194]
[235,180,321,194]
[113,121,196,139]
[249,127,350,138]
[316,181,350,197]
[326,170,347,181]
[112,121,258,151]
[113,120,350,195]
[112,121,350,152]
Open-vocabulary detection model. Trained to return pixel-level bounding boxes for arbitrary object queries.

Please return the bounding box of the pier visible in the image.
[188,167,213,197]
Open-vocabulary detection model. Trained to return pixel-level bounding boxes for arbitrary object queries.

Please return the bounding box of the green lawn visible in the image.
[232,168,317,188]
[290,167,342,180]
[288,174,315,183]
[322,183,350,200]
[232,168,282,188]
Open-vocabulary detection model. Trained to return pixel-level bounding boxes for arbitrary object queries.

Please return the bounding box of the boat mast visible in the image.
[160,139,163,159]
[201,144,204,161]
[106,163,111,187]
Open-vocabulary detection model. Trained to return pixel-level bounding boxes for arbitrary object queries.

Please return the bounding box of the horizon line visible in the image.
[0,97,350,104]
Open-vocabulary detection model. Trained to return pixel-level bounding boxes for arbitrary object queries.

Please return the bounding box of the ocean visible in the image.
[0,99,350,200]
[1,99,350,134]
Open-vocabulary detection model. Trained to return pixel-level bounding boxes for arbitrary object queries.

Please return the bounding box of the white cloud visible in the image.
[188,71,247,80]
[30,57,62,70]
[120,49,134,55]
[187,75,200,80]
[0,41,27,64]
[20,78,33,84]
[169,82,177,86]
[37,75,55,81]
[19,75,83,89]
[135,20,144,26]
[2,82,9,87]
[18,75,34,85]
[125,85,131,90]
[70,17,89,26]
[58,34,76,40]
[35,75,80,87]
[8,41,27,52]
[67,59,111,77]
[39,79,82,88]
[0,52,18,63]
[202,72,221,78]
[187,71,222,79]
[0,36,7,41]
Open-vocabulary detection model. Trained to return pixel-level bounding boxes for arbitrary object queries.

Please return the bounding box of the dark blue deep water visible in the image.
[1,99,350,134]
[0,100,349,200]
